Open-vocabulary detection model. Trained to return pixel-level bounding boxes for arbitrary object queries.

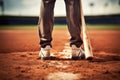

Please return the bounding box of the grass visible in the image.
[0,24,120,30]
[87,24,120,30]
[0,25,37,30]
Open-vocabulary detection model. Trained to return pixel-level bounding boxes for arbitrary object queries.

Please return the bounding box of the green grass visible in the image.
[0,24,120,30]
[54,24,120,30]
[87,24,120,30]
[54,25,67,29]
[0,25,37,30]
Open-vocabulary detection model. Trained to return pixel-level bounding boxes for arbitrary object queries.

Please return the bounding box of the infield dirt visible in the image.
[0,29,120,80]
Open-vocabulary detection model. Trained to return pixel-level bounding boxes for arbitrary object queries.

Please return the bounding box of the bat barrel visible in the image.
[80,0,93,60]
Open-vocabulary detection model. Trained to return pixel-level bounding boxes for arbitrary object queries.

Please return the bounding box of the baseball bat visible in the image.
[80,0,93,60]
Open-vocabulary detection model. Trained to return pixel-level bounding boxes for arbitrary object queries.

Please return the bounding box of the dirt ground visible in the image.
[0,29,120,80]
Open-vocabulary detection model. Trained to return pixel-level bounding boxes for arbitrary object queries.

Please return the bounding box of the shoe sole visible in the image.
[72,57,80,60]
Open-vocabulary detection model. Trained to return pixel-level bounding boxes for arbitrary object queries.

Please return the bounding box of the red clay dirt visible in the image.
[0,29,120,80]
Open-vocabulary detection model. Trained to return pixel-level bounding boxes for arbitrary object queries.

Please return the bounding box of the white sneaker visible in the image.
[39,45,51,60]
[71,45,85,60]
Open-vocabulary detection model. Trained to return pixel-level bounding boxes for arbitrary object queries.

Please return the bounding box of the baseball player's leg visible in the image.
[64,0,83,47]
[38,0,56,59]
[38,0,56,48]
[64,0,84,59]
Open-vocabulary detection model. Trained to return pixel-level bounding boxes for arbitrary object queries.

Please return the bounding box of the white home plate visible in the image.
[48,61,69,69]
[47,72,80,80]
[51,43,72,59]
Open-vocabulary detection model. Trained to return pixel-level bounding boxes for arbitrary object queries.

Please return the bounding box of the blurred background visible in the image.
[0,0,120,24]
[0,0,120,53]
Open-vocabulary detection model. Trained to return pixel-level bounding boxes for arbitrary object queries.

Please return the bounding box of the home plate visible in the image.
[51,43,72,59]
[46,72,80,80]
[51,49,71,59]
